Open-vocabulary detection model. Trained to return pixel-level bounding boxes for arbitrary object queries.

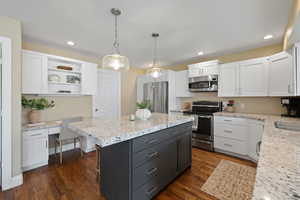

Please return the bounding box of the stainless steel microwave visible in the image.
[188,75,218,92]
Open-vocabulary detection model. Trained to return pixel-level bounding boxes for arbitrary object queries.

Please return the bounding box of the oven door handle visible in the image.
[198,115,212,119]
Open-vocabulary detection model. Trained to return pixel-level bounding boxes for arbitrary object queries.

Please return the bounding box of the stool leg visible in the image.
[96,145,100,183]
[74,138,76,149]
[79,137,83,157]
[54,140,57,156]
[60,140,63,164]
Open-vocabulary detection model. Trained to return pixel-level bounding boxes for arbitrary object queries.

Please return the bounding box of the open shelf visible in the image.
[48,81,81,86]
[48,68,81,74]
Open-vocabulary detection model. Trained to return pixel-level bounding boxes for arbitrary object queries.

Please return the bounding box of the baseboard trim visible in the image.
[2,174,23,191]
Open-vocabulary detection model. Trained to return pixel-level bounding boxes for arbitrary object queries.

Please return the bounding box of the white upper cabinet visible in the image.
[22,50,98,96]
[268,52,295,96]
[218,62,239,97]
[82,62,98,95]
[239,57,269,96]
[188,60,219,77]
[175,70,192,97]
[22,50,47,94]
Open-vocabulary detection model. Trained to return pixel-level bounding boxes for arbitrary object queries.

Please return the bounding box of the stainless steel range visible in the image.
[183,101,222,151]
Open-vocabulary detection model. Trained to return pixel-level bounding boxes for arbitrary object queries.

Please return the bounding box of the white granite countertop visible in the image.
[68,113,193,148]
[22,120,62,131]
[214,112,300,200]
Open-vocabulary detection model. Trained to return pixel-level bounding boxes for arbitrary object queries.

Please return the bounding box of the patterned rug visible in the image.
[201,160,256,200]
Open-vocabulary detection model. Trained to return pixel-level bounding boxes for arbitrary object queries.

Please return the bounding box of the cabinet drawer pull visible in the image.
[224,119,232,122]
[147,152,158,158]
[146,186,158,196]
[147,139,157,144]
[29,133,42,137]
[223,143,233,147]
[146,167,158,175]
[224,130,232,133]
[256,141,261,156]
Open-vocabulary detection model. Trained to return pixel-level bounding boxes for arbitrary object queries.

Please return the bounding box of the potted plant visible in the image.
[22,96,55,124]
[136,101,152,120]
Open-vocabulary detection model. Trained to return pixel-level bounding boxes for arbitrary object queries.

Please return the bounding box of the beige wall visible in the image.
[0,17,22,176]
[22,41,145,123]
[22,95,92,123]
[284,0,300,49]
[121,68,145,115]
[164,44,285,115]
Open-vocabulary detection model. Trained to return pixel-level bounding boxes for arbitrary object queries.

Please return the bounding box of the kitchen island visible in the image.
[69,113,193,200]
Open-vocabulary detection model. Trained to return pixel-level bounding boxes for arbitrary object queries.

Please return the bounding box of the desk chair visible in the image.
[55,117,83,164]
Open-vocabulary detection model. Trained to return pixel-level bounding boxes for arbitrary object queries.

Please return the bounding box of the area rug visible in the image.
[201,160,256,200]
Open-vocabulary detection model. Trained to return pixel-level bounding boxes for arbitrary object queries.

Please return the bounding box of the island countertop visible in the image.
[68,113,193,148]
[214,112,300,200]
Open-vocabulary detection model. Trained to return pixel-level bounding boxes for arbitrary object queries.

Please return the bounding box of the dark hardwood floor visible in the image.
[0,148,256,200]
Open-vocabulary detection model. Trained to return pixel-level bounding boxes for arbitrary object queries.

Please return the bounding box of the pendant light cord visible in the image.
[113,14,120,54]
[153,36,158,67]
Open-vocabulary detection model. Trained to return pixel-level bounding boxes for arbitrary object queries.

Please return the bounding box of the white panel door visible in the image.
[175,70,192,97]
[81,62,98,95]
[22,51,47,94]
[218,62,239,97]
[239,57,269,96]
[93,69,121,119]
[269,52,295,96]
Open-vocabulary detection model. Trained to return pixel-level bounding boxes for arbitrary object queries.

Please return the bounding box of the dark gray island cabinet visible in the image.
[100,122,192,200]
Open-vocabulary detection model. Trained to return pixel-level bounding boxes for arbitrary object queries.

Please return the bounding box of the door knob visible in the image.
[95,109,99,112]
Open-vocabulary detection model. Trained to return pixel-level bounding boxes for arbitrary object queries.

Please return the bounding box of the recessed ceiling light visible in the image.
[198,51,204,56]
[67,41,75,46]
[264,35,273,40]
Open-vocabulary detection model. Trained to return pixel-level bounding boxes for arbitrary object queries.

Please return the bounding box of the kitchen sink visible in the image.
[274,121,300,132]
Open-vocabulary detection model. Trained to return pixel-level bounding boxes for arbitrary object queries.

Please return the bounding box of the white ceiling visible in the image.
[1,0,293,68]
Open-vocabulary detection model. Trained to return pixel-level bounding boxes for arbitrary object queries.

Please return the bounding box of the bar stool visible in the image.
[55,117,83,164]
[95,144,101,183]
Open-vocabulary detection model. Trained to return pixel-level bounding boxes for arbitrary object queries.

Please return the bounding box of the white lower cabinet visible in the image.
[22,129,49,171]
[248,120,264,162]
[214,116,263,162]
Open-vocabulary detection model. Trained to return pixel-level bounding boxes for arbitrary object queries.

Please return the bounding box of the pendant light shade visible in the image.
[147,67,162,79]
[102,8,129,70]
[102,54,129,70]
[147,33,163,79]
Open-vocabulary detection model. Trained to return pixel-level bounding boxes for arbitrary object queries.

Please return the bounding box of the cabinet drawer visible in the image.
[214,116,247,126]
[133,144,162,168]
[48,127,61,135]
[133,129,170,153]
[168,123,192,138]
[133,157,161,190]
[214,124,247,141]
[23,129,47,139]
[133,178,161,200]
[214,136,247,155]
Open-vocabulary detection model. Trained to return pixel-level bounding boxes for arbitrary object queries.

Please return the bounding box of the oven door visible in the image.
[192,115,213,141]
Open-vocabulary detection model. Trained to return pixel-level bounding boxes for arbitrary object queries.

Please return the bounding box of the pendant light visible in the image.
[147,33,163,79]
[102,8,129,70]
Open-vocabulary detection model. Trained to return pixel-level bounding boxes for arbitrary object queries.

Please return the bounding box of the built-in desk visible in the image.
[22,121,96,171]
[22,123,61,171]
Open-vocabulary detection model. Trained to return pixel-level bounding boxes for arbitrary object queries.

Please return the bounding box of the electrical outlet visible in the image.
[240,103,245,110]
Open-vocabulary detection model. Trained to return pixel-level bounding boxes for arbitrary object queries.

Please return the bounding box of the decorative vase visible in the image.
[28,110,40,124]
[135,109,152,120]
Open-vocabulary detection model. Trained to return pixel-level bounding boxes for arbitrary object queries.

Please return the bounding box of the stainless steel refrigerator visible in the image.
[143,81,168,113]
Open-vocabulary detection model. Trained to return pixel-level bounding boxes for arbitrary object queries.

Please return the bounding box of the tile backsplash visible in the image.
[178,92,285,115]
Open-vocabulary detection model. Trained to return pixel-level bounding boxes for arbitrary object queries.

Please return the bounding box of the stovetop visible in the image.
[183,101,222,116]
